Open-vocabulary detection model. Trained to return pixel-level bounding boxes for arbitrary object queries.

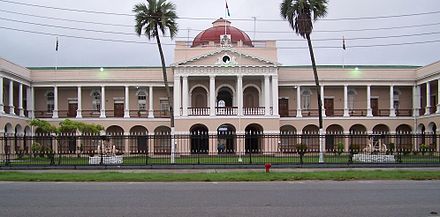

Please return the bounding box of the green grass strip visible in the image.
[0,170,440,182]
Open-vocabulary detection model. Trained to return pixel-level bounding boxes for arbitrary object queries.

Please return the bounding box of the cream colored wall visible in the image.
[278,67,416,82]
[175,117,280,133]
[371,86,390,109]
[279,87,296,110]
[58,88,76,111]
[0,58,31,80]
[31,68,173,83]
[184,52,273,66]
[326,87,344,110]
[34,87,52,111]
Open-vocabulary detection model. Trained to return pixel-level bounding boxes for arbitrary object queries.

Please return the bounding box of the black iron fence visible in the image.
[0,133,439,167]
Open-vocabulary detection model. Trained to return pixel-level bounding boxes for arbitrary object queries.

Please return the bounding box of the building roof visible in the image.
[192,18,253,47]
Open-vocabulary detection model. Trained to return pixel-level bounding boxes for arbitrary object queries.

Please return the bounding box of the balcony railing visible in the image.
[188,107,210,116]
[129,110,149,118]
[280,110,297,117]
[34,111,53,118]
[216,107,238,116]
[243,107,265,116]
[81,110,101,118]
[349,109,368,117]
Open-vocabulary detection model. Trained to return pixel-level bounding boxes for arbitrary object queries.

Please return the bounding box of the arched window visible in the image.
[91,90,101,111]
[46,91,54,112]
[137,90,147,110]
[301,89,311,110]
[348,89,357,110]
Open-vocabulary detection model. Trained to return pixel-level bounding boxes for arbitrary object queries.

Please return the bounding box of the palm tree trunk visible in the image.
[154,27,175,128]
[305,33,323,130]
[306,33,324,163]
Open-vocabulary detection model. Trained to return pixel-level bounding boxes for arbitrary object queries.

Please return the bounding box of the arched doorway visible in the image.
[154,126,171,155]
[396,124,412,150]
[326,124,344,150]
[217,87,235,115]
[129,126,148,153]
[217,87,234,107]
[217,124,236,153]
[190,86,209,116]
[243,86,260,115]
[302,125,319,150]
[190,124,209,154]
[428,122,437,149]
[14,124,23,156]
[372,124,391,146]
[349,124,368,151]
[106,125,124,154]
[245,124,263,153]
[417,124,426,149]
[280,125,297,153]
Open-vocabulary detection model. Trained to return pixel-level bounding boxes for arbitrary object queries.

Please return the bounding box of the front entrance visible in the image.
[279,98,289,117]
[324,98,334,116]
[67,102,78,118]
[371,98,379,116]
[217,124,236,153]
[114,103,124,117]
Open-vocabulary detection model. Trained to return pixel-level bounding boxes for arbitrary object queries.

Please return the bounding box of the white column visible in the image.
[173,76,181,117]
[182,76,189,116]
[124,86,130,118]
[76,86,82,118]
[18,83,24,116]
[437,80,440,114]
[0,77,3,113]
[320,85,326,117]
[389,85,396,117]
[52,86,59,118]
[343,85,349,117]
[209,75,216,116]
[237,75,243,116]
[296,86,302,117]
[29,86,34,118]
[26,86,32,118]
[100,86,106,118]
[9,80,15,115]
[148,86,154,118]
[425,82,431,115]
[272,76,279,116]
[264,75,270,116]
[412,85,419,117]
[367,85,373,117]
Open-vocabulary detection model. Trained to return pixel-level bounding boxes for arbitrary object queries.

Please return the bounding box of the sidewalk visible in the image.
[2,167,440,174]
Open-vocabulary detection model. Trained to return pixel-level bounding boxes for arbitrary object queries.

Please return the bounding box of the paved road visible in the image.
[0,181,439,217]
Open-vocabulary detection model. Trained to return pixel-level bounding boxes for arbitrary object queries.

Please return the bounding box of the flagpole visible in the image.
[224,0,227,36]
[55,37,58,71]
[342,36,345,69]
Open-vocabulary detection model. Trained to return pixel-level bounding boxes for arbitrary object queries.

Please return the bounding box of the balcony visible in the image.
[188,107,210,116]
[243,107,266,116]
[216,107,238,116]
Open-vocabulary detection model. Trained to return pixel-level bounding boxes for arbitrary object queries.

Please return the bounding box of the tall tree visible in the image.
[281,0,328,161]
[134,0,178,129]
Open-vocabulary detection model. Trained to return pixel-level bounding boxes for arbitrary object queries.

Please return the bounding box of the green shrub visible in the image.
[336,142,344,156]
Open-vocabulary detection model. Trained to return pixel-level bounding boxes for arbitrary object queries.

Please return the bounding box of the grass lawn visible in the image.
[3,153,439,166]
[0,170,440,182]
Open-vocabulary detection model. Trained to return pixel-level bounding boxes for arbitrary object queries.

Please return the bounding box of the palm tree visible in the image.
[133,0,178,131]
[280,0,328,162]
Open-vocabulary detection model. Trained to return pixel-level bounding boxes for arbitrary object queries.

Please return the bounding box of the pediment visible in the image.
[174,49,278,67]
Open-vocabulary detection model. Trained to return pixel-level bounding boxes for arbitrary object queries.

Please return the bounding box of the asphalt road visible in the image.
[0,181,439,217]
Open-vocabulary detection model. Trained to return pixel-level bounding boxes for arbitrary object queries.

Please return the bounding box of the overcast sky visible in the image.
[0,0,439,67]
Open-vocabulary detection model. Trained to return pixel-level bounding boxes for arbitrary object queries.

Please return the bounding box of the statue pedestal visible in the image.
[353,154,395,163]
[89,155,123,165]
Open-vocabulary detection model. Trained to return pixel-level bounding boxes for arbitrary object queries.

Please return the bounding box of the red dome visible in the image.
[192,18,253,47]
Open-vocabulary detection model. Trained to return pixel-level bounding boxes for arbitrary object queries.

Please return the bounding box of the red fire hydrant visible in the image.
[265,163,272,173]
